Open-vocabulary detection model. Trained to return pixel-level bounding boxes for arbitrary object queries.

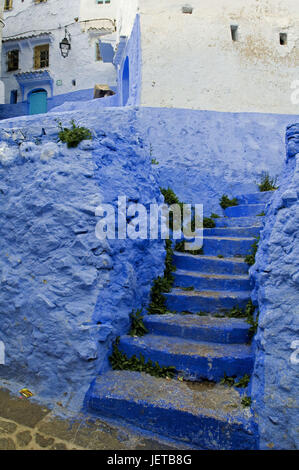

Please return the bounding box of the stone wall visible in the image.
[0,107,164,409]
[251,123,299,449]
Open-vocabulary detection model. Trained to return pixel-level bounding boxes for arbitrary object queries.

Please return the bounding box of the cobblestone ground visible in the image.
[0,388,178,450]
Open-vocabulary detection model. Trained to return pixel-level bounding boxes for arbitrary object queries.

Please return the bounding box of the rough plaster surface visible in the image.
[139,0,299,113]
[251,123,299,449]
[0,107,164,407]
[0,105,298,448]
[137,107,296,215]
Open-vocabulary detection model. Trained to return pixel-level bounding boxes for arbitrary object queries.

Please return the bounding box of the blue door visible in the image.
[29,89,47,115]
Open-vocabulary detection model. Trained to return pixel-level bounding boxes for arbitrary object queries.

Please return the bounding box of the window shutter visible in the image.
[34,47,40,69]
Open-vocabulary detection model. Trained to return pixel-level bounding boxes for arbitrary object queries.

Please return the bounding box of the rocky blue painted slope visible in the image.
[87,190,274,449]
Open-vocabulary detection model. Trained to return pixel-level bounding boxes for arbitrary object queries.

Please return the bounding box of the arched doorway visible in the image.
[28,89,48,115]
[122,57,130,106]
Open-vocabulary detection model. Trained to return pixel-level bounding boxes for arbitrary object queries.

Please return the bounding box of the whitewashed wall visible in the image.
[1,0,118,104]
[139,0,299,114]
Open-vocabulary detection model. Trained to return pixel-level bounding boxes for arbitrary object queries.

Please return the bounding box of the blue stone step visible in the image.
[173,252,249,275]
[203,226,261,238]
[87,371,258,449]
[143,314,251,344]
[224,204,265,217]
[173,269,251,292]
[118,335,254,381]
[202,236,255,257]
[165,288,250,314]
[236,191,274,205]
[215,216,263,227]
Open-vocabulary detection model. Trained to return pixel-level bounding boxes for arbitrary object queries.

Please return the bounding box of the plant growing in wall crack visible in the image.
[219,195,238,210]
[58,119,92,148]
[129,309,148,337]
[258,172,278,192]
[244,237,260,266]
[109,338,176,379]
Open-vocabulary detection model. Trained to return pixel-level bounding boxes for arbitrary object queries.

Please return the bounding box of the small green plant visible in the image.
[109,338,176,379]
[203,217,216,228]
[197,311,208,316]
[220,195,238,210]
[227,305,246,318]
[58,119,92,148]
[174,240,204,256]
[241,395,252,407]
[148,240,175,315]
[258,172,278,192]
[220,373,236,387]
[257,211,265,216]
[211,213,220,219]
[217,254,224,259]
[244,237,259,266]
[235,374,251,388]
[160,187,181,206]
[129,309,148,337]
[181,286,194,291]
[151,158,159,165]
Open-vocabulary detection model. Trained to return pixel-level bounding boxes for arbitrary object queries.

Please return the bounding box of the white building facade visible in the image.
[138,0,299,114]
[1,0,119,117]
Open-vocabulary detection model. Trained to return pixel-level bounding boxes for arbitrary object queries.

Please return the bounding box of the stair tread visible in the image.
[175,269,249,280]
[120,334,253,359]
[144,313,250,330]
[90,370,254,423]
[174,252,247,262]
[203,236,255,240]
[168,288,250,298]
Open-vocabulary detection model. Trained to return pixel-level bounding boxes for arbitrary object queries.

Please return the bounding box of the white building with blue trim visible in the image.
[0,0,124,118]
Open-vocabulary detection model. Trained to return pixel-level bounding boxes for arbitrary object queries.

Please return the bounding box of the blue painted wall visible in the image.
[250,123,299,450]
[0,104,298,445]
[137,107,296,215]
[0,107,164,409]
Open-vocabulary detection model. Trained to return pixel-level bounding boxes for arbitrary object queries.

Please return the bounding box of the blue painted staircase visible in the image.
[86,191,274,449]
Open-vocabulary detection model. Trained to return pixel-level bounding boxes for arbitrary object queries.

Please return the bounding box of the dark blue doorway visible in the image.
[122,57,130,106]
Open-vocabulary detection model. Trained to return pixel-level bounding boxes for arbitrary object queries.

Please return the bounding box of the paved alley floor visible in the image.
[0,387,178,450]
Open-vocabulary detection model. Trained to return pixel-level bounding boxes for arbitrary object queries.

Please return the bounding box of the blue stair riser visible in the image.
[173,253,249,275]
[165,291,250,313]
[87,393,258,450]
[236,191,274,205]
[202,237,255,257]
[215,216,263,227]
[143,317,251,344]
[118,339,254,382]
[173,271,252,292]
[224,204,265,217]
[203,227,261,238]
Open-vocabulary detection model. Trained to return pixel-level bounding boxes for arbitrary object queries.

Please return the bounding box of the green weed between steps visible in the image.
[109,338,176,379]
[241,396,252,407]
[129,309,148,337]
[220,195,238,210]
[148,239,176,315]
[224,300,259,337]
[220,373,251,388]
[244,237,260,266]
[258,172,278,192]
[174,240,204,256]
[57,119,92,148]
[211,213,220,219]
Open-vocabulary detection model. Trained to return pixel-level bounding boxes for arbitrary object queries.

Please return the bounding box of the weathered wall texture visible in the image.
[137,107,295,215]
[139,0,299,114]
[0,107,164,408]
[250,123,299,450]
